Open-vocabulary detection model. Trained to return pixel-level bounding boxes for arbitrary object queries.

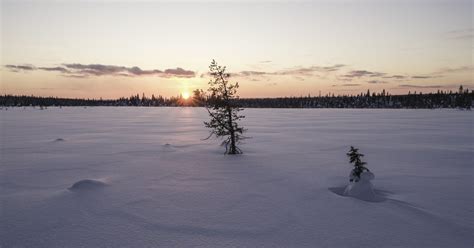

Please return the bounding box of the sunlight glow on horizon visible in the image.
[182,91,190,100]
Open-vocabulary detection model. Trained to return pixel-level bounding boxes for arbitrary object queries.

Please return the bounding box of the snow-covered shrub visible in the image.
[344,146,377,201]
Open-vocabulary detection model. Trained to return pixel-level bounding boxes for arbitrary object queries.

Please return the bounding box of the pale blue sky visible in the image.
[1,0,472,98]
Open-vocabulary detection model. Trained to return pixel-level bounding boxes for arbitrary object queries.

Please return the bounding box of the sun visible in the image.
[182,91,190,100]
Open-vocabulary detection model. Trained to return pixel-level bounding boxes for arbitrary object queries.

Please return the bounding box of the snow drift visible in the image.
[68,179,107,191]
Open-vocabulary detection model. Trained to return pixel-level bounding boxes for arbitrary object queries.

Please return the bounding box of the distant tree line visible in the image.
[0,93,192,108]
[1,85,472,109]
[238,87,472,109]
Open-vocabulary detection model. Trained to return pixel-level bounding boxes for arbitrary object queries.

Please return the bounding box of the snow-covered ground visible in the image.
[1,107,473,248]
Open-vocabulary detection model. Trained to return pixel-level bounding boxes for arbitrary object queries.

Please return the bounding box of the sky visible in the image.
[1,0,472,99]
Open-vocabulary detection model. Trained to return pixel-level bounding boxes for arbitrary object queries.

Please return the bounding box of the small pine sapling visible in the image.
[346,146,370,182]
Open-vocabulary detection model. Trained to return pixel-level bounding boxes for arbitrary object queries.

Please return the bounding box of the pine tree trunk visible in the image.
[229,130,236,154]
[227,107,236,154]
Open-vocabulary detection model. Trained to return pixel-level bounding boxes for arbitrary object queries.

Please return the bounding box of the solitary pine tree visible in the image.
[204,60,245,154]
[347,146,370,182]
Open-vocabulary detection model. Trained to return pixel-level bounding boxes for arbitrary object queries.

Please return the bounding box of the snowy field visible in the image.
[1,107,473,248]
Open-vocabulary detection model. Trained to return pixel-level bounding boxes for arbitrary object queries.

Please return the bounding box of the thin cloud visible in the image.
[411,75,437,79]
[62,64,166,77]
[186,64,346,80]
[452,34,473,40]
[382,75,406,79]
[239,70,269,76]
[162,67,195,78]
[5,64,36,71]
[63,74,88,79]
[38,67,70,73]
[294,76,305,81]
[6,63,196,78]
[62,64,127,75]
[398,83,473,90]
[447,28,473,34]
[333,83,361,87]
[433,66,473,74]
[124,66,161,76]
[321,64,346,72]
[367,80,388,84]
[342,70,386,78]
[232,64,346,78]
[279,64,346,75]
[446,28,473,40]
[398,84,443,89]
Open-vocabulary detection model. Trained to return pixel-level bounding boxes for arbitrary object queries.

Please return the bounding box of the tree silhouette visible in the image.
[192,89,206,107]
[456,85,472,110]
[347,146,370,182]
[204,60,246,154]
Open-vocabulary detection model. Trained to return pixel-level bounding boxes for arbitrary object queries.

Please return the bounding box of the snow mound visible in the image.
[68,179,107,191]
[162,143,177,152]
[343,171,377,201]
